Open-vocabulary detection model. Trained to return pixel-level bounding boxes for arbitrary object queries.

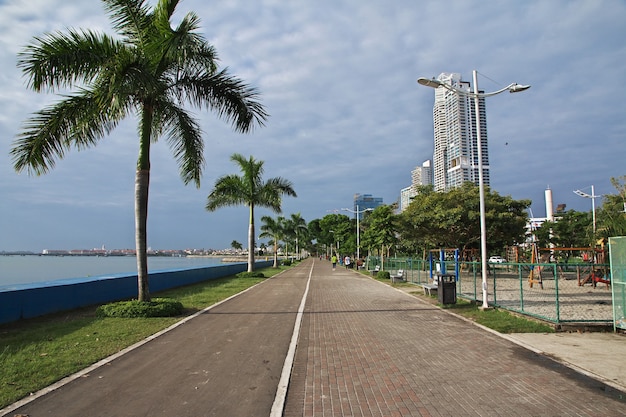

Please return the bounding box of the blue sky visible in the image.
[0,0,624,252]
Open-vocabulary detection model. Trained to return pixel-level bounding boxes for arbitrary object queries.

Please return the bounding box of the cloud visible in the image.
[0,0,624,252]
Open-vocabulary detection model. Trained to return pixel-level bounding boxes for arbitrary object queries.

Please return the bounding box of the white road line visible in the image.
[270,260,313,417]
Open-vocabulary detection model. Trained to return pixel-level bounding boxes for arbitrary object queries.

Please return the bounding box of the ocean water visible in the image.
[0,255,236,288]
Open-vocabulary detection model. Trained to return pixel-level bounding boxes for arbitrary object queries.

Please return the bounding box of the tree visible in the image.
[231,240,243,251]
[307,218,323,255]
[361,205,397,268]
[534,210,592,261]
[286,212,308,259]
[259,215,286,268]
[597,175,626,239]
[206,154,296,272]
[318,214,352,257]
[12,0,267,301]
[399,182,530,257]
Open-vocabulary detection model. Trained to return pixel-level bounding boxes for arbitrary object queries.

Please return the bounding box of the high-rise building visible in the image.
[400,160,432,212]
[430,73,488,191]
[399,186,415,213]
[411,160,432,188]
[353,193,383,219]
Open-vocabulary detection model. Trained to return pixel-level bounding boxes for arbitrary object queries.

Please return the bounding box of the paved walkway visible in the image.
[3,259,625,416]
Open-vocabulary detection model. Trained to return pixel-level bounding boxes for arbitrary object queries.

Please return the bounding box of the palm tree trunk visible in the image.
[135,169,150,301]
[136,105,153,302]
[248,205,255,272]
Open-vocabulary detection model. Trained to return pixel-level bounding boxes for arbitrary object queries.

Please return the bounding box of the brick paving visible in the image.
[283,259,625,416]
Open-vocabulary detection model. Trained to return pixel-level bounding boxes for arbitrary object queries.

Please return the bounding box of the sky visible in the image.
[0,0,624,252]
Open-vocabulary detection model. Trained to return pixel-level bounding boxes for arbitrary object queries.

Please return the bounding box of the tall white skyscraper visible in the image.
[430,73,488,191]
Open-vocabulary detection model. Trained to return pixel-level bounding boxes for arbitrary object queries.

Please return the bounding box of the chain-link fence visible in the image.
[609,237,626,330]
[369,257,613,324]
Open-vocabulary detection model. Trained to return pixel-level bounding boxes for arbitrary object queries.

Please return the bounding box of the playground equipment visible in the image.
[428,248,459,282]
[527,244,610,289]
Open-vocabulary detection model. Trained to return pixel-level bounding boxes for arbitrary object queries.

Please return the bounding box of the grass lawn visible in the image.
[0,266,288,409]
[366,271,555,334]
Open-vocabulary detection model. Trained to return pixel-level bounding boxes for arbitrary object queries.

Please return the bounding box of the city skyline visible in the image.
[1,0,624,251]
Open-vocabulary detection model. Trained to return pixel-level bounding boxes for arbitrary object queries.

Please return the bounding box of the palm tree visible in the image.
[206,154,296,272]
[288,213,308,260]
[260,215,286,268]
[11,0,268,302]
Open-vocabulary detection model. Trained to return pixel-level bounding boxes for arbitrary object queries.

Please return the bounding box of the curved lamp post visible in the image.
[341,205,373,261]
[573,185,598,236]
[417,70,530,309]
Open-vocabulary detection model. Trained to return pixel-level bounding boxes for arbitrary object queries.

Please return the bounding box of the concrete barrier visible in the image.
[0,261,272,325]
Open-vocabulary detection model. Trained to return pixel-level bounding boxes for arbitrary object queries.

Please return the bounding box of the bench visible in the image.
[391,269,406,283]
[370,265,381,276]
[420,283,438,296]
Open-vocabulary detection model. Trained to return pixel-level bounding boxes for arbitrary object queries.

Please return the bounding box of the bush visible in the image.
[236,271,265,278]
[282,260,292,266]
[376,270,390,279]
[96,298,184,318]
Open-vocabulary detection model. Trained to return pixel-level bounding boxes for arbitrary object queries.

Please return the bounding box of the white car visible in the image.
[488,256,506,263]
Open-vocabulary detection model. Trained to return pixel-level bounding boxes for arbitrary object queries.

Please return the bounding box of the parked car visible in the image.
[488,256,506,263]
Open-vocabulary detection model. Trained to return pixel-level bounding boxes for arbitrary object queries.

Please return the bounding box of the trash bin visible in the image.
[437,273,457,304]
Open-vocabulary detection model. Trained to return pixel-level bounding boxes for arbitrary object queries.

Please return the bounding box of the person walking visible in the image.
[344,256,351,269]
[331,254,337,270]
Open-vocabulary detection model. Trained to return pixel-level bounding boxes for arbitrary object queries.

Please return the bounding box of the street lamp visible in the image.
[417,70,530,309]
[329,229,338,256]
[341,205,373,261]
[574,185,598,236]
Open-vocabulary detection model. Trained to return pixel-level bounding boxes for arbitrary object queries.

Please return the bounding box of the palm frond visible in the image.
[156,100,204,186]
[153,0,180,22]
[176,69,268,132]
[12,90,124,175]
[103,0,151,44]
[206,175,249,211]
[17,30,124,92]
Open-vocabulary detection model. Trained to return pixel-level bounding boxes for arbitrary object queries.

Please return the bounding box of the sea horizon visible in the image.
[0,254,244,288]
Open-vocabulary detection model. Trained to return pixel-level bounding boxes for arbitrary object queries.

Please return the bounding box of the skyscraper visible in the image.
[400,160,433,212]
[353,193,383,219]
[411,160,432,188]
[430,73,488,191]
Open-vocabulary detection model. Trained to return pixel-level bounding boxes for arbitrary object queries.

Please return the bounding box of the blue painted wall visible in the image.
[0,261,272,325]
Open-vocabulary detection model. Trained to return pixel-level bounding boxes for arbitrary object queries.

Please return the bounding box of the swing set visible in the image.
[527,244,610,289]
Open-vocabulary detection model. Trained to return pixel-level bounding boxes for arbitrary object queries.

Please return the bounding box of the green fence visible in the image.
[370,256,614,324]
[609,237,626,330]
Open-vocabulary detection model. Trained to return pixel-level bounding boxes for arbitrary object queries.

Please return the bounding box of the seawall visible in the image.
[0,261,272,325]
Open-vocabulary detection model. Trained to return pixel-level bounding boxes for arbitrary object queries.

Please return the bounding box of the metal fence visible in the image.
[609,237,626,330]
[368,257,613,324]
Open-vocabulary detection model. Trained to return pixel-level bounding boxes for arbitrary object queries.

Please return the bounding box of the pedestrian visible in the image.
[331,254,337,270]
[344,255,351,269]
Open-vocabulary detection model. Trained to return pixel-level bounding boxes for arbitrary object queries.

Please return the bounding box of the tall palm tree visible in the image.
[11,0,268,301]
[260,215,286,268]
[288,212,308,259]
[206,154,296,272]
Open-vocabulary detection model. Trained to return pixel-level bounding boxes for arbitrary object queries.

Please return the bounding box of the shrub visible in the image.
[236,271,265,278]
[376,270,390,279]
[96,298,184,318]
[282,260,292,266]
